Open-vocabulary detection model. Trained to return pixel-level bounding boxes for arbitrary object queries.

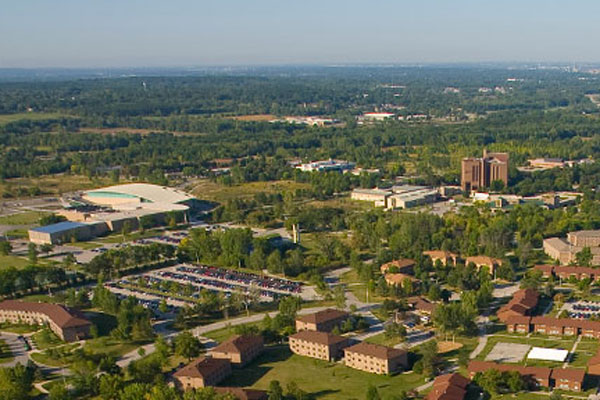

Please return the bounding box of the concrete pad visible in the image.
[485,342,531,363]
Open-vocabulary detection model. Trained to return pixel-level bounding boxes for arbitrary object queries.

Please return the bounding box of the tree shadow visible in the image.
[219,345,292,387]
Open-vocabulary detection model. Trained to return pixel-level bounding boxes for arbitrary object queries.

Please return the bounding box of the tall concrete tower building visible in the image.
[461,149,509,193]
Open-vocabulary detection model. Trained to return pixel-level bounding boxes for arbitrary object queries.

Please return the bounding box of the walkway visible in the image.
[564,335,582,368]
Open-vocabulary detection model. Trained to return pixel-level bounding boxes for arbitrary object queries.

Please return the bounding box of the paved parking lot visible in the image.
[485,342,531,363]
[561,300,600,319]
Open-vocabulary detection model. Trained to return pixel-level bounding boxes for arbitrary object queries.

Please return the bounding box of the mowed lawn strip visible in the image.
[220,345,426,400]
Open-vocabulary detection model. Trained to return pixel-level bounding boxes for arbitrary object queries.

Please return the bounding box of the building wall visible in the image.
[344,351,406,375]
[211,342,263,367]
[289,337,348,361]
[295,316,348,333]
[175,362,232,390]
[568,232,600,247]
[0,309,88,342]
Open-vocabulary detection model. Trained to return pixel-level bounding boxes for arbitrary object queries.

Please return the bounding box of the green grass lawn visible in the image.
[0,322,41,334]
[0,254,30,269]
[83,336,142,358]
[203,321,263,343]
[30,343,80,367]
[0,211,49,225]
[364,332,404,347]
[0,338,14,364]
[220,345,426,400]
[191,180,311,203]
[0,112,66,125]
[31,329,64,350]
[3,228,28,239]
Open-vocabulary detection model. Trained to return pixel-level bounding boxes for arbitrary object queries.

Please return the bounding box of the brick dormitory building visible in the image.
[289,330,349,361]
[426,373,470,400]
[468,361,585,392]
[295,308,350,332]
[209,334,264,367]
[343,342,408,375]
[173,357,232,390]
[0,300,91,342]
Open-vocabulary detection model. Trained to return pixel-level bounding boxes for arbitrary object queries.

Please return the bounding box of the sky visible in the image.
[1,0,600,68]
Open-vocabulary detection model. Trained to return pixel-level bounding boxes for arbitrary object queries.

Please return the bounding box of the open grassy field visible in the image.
[228,114,276,121]
[203,322,263,343]
[83,336,143,358]
[0,112,67,125]
[0,254,30,269]
[0,174,117,198]
[191,179,311,203]
[0,211,49,225]
[220,345,426,400]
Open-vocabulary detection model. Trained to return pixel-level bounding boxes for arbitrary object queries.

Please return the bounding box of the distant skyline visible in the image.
[2,0,600,68]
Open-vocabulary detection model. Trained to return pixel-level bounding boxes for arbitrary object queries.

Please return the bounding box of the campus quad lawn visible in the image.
[220,345,427,400]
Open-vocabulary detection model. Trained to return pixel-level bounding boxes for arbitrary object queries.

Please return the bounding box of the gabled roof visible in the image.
[407,296,436,313]
[211,335,263,355]
[214,387,268,400]
[423,250,459,260]
[550,368,586,383]
[0,300,90,329]
[344,342,406,360]
[426,373,469,400]
[465,256,503,267]
[289,330,348,346]
[173,357,230,379]
[296,309,349,325]
[380,259,415,273]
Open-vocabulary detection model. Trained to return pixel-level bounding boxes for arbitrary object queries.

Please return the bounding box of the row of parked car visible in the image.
[105,281,192,310]
[569,311,599,319]
[155,269,282,299]
[177,264,302,294]
[572,303,600,312]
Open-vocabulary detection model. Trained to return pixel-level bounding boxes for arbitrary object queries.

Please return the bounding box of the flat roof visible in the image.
[527,347,568,362]
[30,221,87,234]
[84,183,194,205]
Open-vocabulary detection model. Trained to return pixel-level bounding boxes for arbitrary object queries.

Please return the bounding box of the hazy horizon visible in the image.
[2,0,600,68]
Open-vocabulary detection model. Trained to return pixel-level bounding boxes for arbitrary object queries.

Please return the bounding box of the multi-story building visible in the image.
[173,357,232,390]
[380,259,416,274]
[295,309,350,332]
[544,230,600,265]
[426,373,470,400]
[343,342,408,375]
[534,264,600,281]
[461,150,509,193]
[0,300,91,342]
[350,188,391,207]
[464,256,504,276]
[468,361,559,390]
[209,335,264,367]
[288,330,349,361]
[422,250,460,266]
[497,288,538,322]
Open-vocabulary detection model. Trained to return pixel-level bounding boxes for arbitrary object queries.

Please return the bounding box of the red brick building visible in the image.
[426,373,470,400]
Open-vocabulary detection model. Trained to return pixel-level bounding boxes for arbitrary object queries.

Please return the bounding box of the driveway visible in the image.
[0,332,30,367]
